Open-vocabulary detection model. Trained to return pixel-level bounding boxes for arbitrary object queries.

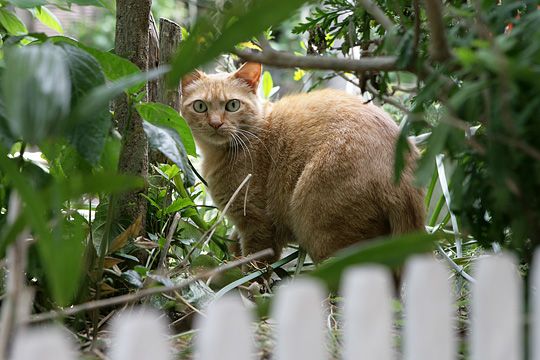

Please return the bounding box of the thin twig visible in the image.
[435,243,475,283]
[179,174,252,267]
[173,291,205,317]
[356,0,394,32]
[27,248,273,323]
[423,0,453,62]
[158,212,181,272]
[366,81,409,113]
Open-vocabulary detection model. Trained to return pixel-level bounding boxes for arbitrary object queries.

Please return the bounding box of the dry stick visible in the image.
[157,212,181,272]
[423,0,453,62]
[28,248,273,324]
[179,173,253,268]
[356,0,394,32]
[0,194,32,360]
[366,81,410,113]
[234,49,400,73]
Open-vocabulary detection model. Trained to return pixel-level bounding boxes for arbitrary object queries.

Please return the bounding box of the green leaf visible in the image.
[310,232,437,292]
[57,42,110,165]
[135,102,196,156]
[79,45,142,93]
[6,0,47,8]
[261,71,273,99]
[69,66,170,137]
[168,0,312,84]
[163,197,195,214]
[0,8,28,35]
[3,43,71,144]
[38,215,86,306]
[30,6,63,34]
[142,120,196,186]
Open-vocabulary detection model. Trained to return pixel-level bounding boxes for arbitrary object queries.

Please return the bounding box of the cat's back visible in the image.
[266,88,399,152]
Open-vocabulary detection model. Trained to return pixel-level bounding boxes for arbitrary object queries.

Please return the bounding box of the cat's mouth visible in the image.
[197,127,235,146]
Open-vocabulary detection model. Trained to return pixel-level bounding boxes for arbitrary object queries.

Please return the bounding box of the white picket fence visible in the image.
[9,252,540,360]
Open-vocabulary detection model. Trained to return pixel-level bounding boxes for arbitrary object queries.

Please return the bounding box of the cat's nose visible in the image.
[208,117,223,129]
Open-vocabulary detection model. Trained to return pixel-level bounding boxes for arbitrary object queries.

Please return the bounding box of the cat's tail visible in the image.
[388,187,426,235]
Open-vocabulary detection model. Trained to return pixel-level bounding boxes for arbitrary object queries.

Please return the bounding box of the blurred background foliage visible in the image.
[0,0,538,357]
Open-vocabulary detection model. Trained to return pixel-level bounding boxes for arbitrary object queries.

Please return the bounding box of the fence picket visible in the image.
[403,256,455,360]
[10,327,75,360]
[195,295,255,360]
[109,308,171,360]
[532,249,540,360]
[273,279,327,360]
[341,266,394,360]
[471,253,522,360]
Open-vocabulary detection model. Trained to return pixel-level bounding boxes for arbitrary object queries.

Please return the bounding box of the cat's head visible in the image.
[180,62,264,147]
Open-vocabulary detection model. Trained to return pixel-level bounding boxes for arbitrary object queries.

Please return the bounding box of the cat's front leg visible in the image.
[234,219,281,264]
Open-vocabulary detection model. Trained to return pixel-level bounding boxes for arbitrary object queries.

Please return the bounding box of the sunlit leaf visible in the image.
[0,8,28,35]
[30,6,63,34]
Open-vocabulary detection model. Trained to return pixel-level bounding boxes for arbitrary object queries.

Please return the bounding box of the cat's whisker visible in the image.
[234,132,255,173]
[228,134,240,166]
[237,128,276,165]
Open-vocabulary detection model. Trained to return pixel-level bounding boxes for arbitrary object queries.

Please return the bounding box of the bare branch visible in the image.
[357,0,394,32]
[423,0,453,62]
[157,212,181,272]
[28,248,274,323]
[234,49,400,73]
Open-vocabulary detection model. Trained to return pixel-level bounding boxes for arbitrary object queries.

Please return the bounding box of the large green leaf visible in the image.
[68,65,170,161]
[0,8,28,35]
[3,43,71,145]
[30,6,63,34]
[57,42,110,165]
[310,232,437,292]
[142,120,195,186]
[49,36,143,94]
[135,102,196,156]
[168,0,312,84]
[80,45,143,93]
[70,66,170,125]
[38,215,86,306]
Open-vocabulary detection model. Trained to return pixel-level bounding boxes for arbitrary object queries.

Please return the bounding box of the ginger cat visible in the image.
[181,62,424,263]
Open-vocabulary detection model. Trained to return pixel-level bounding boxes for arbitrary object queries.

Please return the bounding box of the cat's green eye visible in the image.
[225,99,241,112]
[193,100,208,113]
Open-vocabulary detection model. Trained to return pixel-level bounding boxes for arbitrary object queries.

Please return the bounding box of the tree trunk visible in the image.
[113,0,152,227]
[158,18,183,108]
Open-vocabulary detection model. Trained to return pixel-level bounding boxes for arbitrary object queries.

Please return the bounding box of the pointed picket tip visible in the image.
[471,252,522,360]
[10,326,76,360]
[402,255,455,360]
[531,249,540,360]
[272,278,327,360]
[195,294,255,360]
[109,307,171,360]
[341,265,394,360]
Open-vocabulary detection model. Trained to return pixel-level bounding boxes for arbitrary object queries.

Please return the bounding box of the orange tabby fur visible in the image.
[181,63,425,263]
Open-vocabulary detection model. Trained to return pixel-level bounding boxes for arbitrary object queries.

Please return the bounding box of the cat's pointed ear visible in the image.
[233,62,262,93]
[182,70,205,91]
